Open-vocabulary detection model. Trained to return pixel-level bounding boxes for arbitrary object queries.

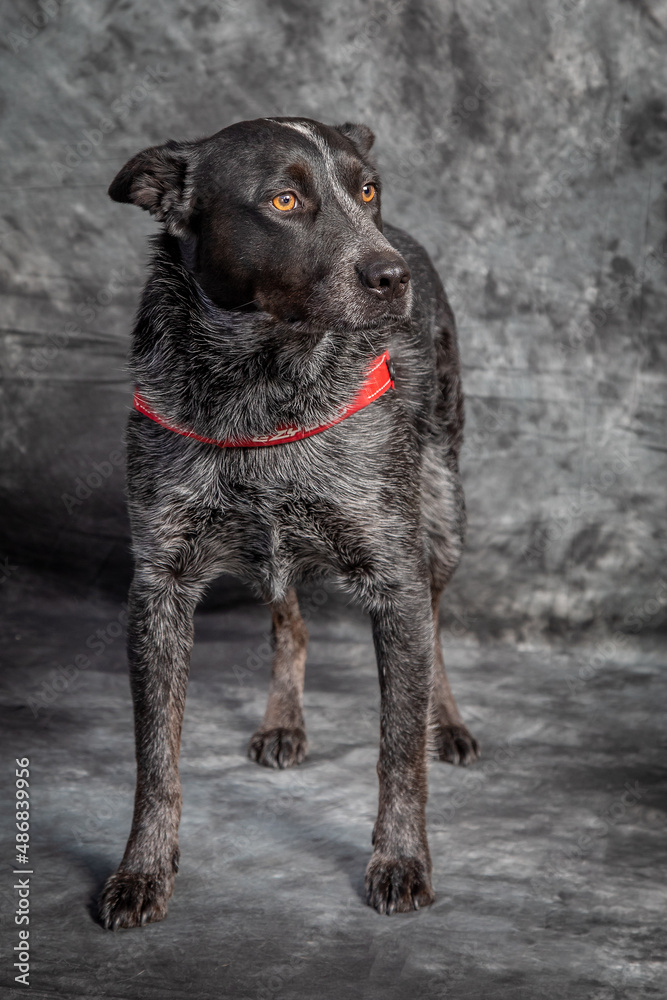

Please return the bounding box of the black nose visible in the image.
[360,258,410,302]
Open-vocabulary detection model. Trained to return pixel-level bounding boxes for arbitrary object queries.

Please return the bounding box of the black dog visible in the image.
[98,117,479,929]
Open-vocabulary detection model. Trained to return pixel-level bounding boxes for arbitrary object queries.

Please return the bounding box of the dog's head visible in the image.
[109,117,411,330]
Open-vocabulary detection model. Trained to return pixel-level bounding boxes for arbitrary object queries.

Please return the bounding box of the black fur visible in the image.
[98,117,478,930]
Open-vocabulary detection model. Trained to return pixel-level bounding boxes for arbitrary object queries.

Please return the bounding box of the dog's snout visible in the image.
[360,258,411,302]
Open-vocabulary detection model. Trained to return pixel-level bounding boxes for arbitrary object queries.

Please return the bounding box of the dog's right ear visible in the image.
[108,140,197,236]
[335,122,375,158]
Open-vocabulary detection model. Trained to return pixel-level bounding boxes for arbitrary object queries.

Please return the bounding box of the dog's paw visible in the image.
[431,723,480,766]
[365,853,435,914]
[248,726,308,769]
[98,870,174,930]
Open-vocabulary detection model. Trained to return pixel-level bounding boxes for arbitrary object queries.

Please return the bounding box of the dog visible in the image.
[98,116,479,930]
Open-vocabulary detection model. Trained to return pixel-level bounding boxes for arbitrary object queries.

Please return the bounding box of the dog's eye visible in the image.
[361,183,376,203]
[272,192,297,212]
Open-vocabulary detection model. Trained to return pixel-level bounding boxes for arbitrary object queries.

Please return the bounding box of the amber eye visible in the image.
[272,192,297,211]
[361,183,376,203]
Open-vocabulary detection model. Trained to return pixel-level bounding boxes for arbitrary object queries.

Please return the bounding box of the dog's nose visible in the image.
[360,258,410,302]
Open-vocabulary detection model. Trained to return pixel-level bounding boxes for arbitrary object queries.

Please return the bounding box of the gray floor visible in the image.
[1,570,666,999]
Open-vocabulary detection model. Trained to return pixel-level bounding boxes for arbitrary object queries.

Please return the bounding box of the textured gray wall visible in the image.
[1,0,665,637]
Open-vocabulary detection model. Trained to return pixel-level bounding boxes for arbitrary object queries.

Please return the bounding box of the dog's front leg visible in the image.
[365,578,436,914]
[99,566,201,929]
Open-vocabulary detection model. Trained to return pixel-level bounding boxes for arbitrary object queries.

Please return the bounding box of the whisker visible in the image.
[228,299,260,312]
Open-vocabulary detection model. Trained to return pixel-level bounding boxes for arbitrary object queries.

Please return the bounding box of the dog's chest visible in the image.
[134,404,420,597]
[214,477,369,579]
[187,446,397,593]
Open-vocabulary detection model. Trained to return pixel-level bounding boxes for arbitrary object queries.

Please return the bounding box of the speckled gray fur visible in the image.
[98,118,478,928]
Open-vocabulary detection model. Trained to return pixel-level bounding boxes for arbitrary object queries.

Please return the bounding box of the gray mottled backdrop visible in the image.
[1,0,666,638]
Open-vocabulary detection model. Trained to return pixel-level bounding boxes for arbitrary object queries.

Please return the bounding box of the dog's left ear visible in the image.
[108,140,197,237]
[335,122,375,157]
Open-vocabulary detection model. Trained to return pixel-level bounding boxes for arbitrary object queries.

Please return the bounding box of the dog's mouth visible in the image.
[265,305,411,334]
[199,283,412,337]
[255,281,413,333]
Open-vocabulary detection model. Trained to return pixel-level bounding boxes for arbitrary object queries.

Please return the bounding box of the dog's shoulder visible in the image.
[384,223,464,462]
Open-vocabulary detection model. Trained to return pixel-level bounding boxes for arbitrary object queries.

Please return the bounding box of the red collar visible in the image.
[133,351,395,448]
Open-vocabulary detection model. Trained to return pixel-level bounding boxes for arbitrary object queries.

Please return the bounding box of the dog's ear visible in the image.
[108,140,197,236]
[335,122,375,157]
